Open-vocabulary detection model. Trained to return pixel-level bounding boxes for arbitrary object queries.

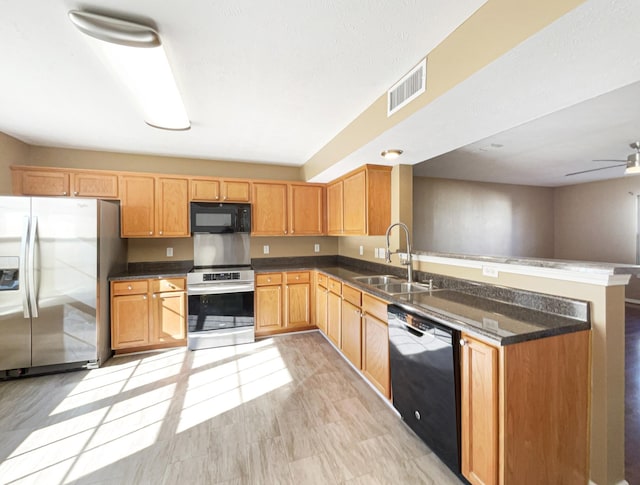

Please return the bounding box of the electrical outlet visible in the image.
[166,247,173,257]
[263,245,270,255]
[379,248,387,259]
[482,266,499,278]
[314,243,320,253]
[374,248,379,258]
[359,245,364,256]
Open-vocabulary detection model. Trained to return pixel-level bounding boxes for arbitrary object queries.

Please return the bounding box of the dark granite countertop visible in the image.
[109,260,193,281]
[253,256,590,346]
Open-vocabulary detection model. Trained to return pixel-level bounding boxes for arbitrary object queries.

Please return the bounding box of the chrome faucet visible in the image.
[385,222,413,283]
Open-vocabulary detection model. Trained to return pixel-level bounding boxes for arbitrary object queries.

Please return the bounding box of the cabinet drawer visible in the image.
[112,280,148,296]
[317,272,328,288]
[256,273,283,286]
[363,293,389,322]
[151,278,186,293]
[328,277,342,295]
[342,284,361,307]
[285,271,310,284]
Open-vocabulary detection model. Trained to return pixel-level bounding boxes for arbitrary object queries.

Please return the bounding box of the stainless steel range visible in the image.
[187,231,255,350]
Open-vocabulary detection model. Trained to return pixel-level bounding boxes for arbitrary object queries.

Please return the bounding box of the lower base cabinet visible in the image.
[255,271,313,336]
[111,278,187,352]
[460,330,590,485]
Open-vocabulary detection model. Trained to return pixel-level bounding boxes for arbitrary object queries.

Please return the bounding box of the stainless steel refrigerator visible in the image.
[0,196,126,377]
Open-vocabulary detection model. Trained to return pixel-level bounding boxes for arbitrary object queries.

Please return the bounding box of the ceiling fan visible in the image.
[565,141,640,177]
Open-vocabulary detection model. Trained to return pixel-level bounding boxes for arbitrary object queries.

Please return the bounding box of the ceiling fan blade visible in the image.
[592,159,626,162]
[565,165,626,177]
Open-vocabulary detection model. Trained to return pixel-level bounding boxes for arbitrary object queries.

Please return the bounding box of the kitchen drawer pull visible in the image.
[73,191,78,196]
[127,285,132,290]
[62,191,67,195]
[459,338,467,347]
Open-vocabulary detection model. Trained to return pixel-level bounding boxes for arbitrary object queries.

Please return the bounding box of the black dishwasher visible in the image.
[388,305,461,475]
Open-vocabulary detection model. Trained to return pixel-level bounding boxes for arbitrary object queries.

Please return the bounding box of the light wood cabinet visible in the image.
[361,294,391,399]
[315,273,328,335]
[341,286,362,368]
[461,334,499,485]
[327,278,342,347]
[11,166,118,198]
[255,271,313,336]
[285,272,311,327]
[326,165,391,236]
[252,182,289,236]
[111,277,186,352]
[190,178,251,202]
[460,331,590,485]
[120,175,189,238]
[252,181,325,236]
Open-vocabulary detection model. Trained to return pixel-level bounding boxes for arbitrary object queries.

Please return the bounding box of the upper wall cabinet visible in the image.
[120,175,189,238]
[252,182,325,236]
[327,165,391,236]
[190,178,251,202]
[11,166,118,199]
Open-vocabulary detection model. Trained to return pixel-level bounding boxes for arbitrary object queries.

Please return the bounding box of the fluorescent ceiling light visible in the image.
[68,10,190,131]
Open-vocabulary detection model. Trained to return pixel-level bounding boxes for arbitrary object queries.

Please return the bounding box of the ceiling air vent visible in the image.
[387,58,427,117]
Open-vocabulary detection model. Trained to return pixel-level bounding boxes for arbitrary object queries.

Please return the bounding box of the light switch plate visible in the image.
[166,247,173,257]
[374,248,379,258]
[359,245,364,256]
[263,245,270,255]
[314,244,320,253]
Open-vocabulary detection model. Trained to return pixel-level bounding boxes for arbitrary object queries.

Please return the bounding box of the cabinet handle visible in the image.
[223,196,227,200]
[295,275,300,280]
[149,231,153,235]
[152,294,157,299]
[284,230,287,234]
[215,196,219,200]
[62,191,67,196]
[291,230,294,234]
[142,295,147,300]
[267,277,271,282]
[159,231,163,235]
[459,338,467,347]
[73,191,78,196]
[127,285,132,290]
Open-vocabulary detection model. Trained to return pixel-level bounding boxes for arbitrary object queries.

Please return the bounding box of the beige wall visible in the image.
[127,236,338,262]
[413,177,555,258]
[555,176,640,264]
[27,146,303,181]
[0,133,29,194]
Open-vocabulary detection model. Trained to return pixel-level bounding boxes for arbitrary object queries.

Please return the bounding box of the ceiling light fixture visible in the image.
[625,142,640,175]
[381,149,403,160]
[68,10,190,131]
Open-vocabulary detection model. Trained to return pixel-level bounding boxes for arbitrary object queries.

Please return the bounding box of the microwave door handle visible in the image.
[21,216,30,318]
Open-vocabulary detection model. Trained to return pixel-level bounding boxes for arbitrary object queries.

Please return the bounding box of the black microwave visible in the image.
[190,202,251,234]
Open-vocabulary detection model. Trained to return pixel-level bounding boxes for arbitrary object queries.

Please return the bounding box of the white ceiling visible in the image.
[4,0,640,187]
[0,0,485,165]
[311,0,640,186]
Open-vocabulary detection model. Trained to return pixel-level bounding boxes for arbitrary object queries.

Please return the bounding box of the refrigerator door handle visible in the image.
[21,216,30,318]
[28,215,38,318]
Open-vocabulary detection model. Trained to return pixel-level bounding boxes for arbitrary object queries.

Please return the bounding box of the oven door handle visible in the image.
[187,284,254,295]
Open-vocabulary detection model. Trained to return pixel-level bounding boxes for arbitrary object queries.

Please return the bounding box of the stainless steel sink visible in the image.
[352,275,403,285]
[374,282,433,295]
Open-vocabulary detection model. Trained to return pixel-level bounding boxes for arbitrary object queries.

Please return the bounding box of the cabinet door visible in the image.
[72,172,118,198]
[327,181,343,235]
[256,285,283,332]
[222,180,251,202]
[120,175,155,237]
[290,184,324,235]
[286,283,310,327]
[362,313,390,398]
[460,334,499,485]
[316,284,328,334]
[252,182,288,235]
[341,299,362,368]
[112,294,150,349]
[156,177,189,237]
[21,170,70,196]
[327,291,342,347]
[152,291,186,343]
[343,169,367,234]
[191,179,220,201]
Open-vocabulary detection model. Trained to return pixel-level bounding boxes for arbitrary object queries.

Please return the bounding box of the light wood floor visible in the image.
[0,332,462,485]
